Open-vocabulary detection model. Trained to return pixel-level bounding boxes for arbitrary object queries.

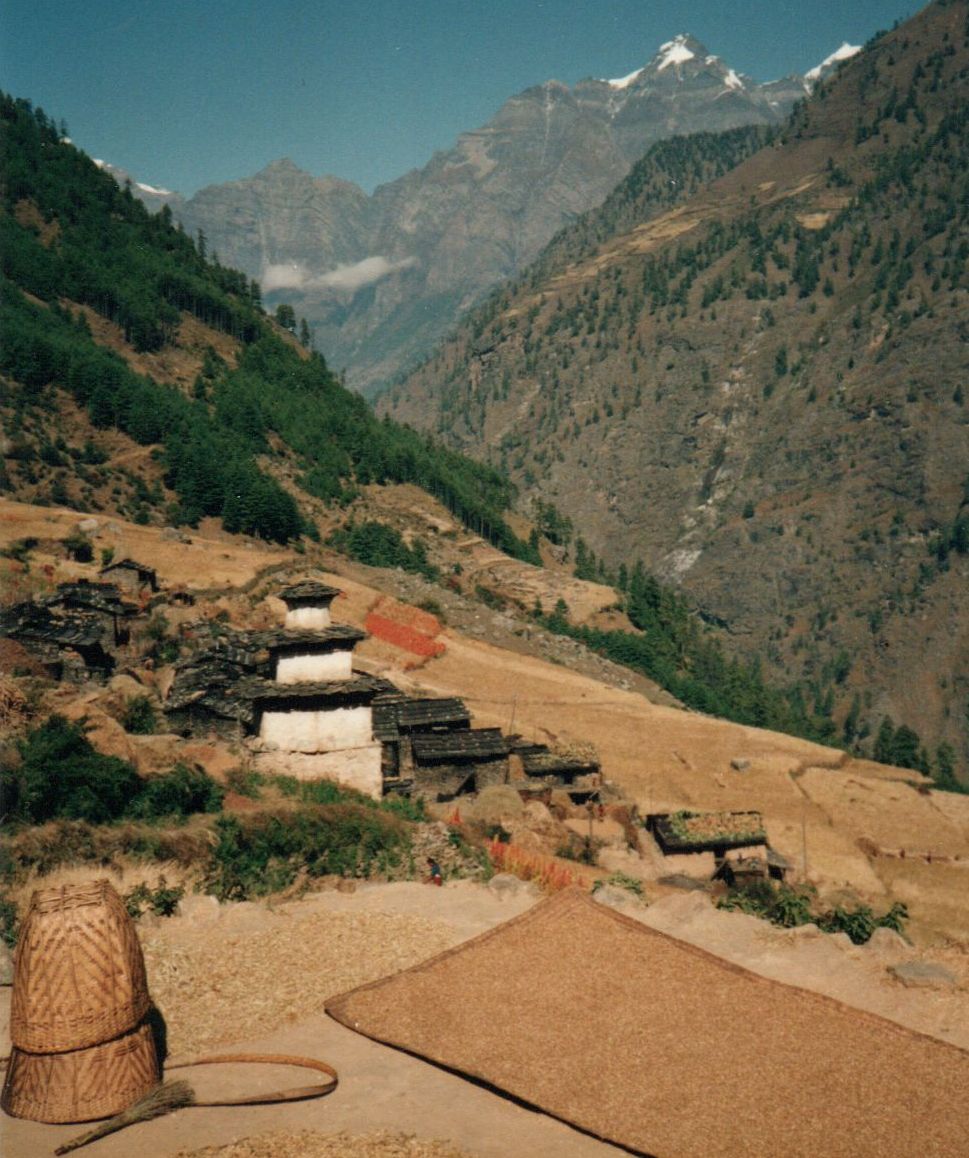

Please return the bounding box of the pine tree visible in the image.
[873,716,895,764]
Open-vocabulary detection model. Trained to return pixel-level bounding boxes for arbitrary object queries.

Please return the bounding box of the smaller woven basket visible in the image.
[11,879,150,1054]
[1,1021,160,1124]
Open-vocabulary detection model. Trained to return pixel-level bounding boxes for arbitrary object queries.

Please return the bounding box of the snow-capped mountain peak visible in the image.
[656,34,696,71]
[135,179,174,197]
[805,41,862,83]
[606,66,645,90]
[92,158,180,205]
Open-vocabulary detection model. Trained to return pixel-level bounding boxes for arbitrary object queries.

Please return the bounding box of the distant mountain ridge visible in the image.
[107,33,820,395]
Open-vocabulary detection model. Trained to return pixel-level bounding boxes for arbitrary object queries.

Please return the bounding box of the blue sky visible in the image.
[1,1,917,195]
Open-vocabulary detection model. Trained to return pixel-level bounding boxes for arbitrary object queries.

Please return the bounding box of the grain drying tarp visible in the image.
[326,889,969,1158]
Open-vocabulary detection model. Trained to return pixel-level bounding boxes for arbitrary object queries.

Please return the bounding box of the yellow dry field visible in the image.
[799,768,967,857]
[872,858,969,943]
[0,499,293,592]
[366,632,968,926]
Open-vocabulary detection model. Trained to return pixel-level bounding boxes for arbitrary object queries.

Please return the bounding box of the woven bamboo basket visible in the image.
[1,1021,160,1123]
[10,879,150,1054]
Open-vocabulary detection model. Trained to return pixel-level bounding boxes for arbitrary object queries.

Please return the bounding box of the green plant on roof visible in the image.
[666,810,766,845]
[593,872,645,899]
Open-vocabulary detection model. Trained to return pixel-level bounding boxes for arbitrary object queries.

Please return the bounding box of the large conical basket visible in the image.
[1,1022,160,1123]
[10,879,150,1054]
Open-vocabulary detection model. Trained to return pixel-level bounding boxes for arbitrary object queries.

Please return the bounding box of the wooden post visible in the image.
[801,792,808,879]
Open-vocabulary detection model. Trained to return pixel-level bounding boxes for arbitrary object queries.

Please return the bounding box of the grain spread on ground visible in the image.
[327,888,969,1158]
[143,908,459,1058]
[176,1130,473,1158]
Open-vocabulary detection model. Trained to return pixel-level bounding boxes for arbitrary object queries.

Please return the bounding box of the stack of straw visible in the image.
[1,879,160,1123]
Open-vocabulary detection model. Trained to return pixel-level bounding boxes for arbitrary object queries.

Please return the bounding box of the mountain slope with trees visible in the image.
[0,92,535,560]
[383,0,969,778]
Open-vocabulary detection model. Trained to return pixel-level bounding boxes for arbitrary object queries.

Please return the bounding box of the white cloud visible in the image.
[262,255,418,294]
[261,261,308,291]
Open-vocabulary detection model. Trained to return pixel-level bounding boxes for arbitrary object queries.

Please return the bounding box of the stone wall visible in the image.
[284,606,332,630]
[251,744,383,799]
[258,704,373,753]
[275,649,352,683]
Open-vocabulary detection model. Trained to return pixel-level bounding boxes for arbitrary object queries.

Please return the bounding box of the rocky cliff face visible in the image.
[158,35,802,394]
[382,2,969,772]
[185,159,373,277]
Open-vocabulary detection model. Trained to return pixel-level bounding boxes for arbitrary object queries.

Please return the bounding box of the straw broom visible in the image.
[54,1080,196,1154]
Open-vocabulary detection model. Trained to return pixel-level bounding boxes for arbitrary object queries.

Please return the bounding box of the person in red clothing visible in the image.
[426,857,443,886]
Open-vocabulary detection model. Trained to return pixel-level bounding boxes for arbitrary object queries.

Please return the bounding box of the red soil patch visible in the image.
[371,597,442,637]
[364,596,446,658]
[364,613,446,659]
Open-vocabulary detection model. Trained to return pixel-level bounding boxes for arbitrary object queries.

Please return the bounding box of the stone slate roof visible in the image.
[45,581,136,618]
[98,558,158,587]
[249,673,384,711]
[1,602,107,649]
[508,738,550,757]
[187,631,271,674]
[165,651,384,726]
[766,846,793,870]
[649,810,767,855]
[522,750,600,779]
[247,625,366,654]
[397,698,471,732]
[164,658,264,727]
[278,581,342,607]
[411,728,510,765]
[373,695,472,741]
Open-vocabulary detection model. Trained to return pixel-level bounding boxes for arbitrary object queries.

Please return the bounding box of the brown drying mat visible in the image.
[326,889,969,1158]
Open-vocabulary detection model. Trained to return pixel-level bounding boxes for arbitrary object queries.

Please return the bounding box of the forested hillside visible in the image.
[0,93,534,560]
[384,1,969,778]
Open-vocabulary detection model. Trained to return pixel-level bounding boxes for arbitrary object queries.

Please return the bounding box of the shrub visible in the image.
[205,805,411,901]
[121,694,158,735]
[123,877,185,919]
[7,715,143,824]
[62,532,93,562]
[593,871,644,899]
[718,879,908,943]
[380,793,427,823]
[0,893,18,948]
[275,774,425,820]
[224,766,266,798]
[1,538,36,565]
[2,819,214,878]
[4,718,224,827]
[128,762,224,821]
